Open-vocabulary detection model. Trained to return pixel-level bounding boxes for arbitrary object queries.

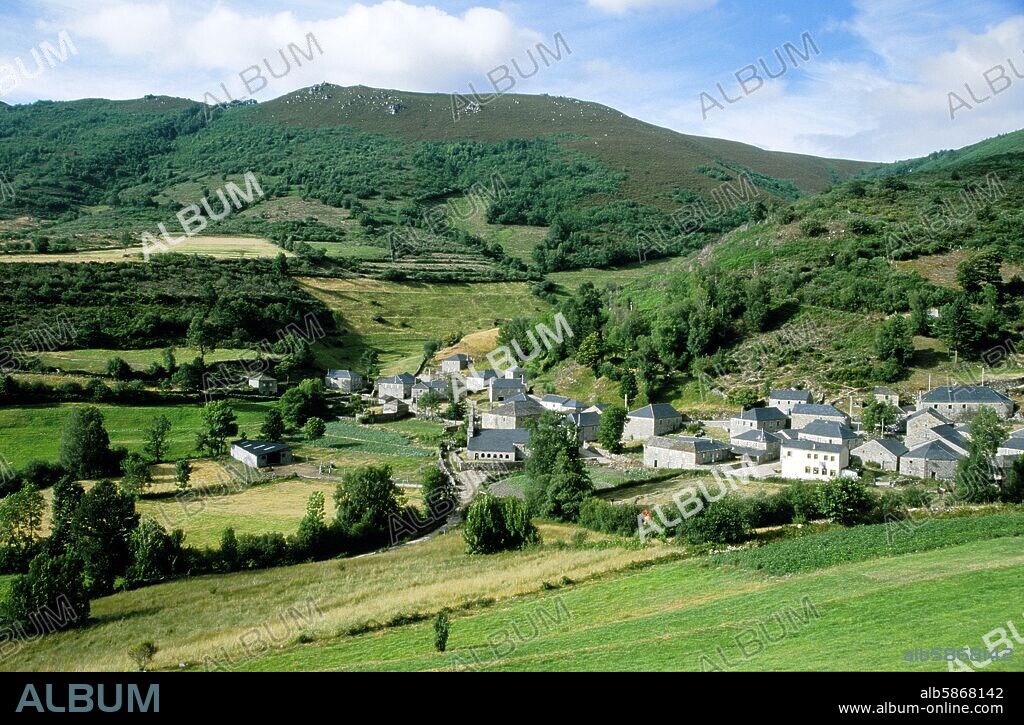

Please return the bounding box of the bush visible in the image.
[680,496,750,545]
[463,495,540,554]
[817,478,874,526]
[782,482,822,523]
[433,610,450,652]
[741,492,796,528]
[799,219,828,237]
[578,497,641,536]
[235,532,291,570]
[2,551,89,634]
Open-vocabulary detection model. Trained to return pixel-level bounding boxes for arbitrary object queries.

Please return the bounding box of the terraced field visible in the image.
[0,235,288,263]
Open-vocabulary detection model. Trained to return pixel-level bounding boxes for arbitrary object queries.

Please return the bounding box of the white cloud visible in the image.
[652,12,1024,161]
[12,1,545,103]
[587,0,717,16]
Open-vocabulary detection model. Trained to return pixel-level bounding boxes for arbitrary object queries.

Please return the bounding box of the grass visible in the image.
[2,523,674,672]
[36,347,256,375]
[297,276,550,374]
[224,535,1024,672]
[0,400,275,468]
[713,510,1024,575]
[0,236,288,263]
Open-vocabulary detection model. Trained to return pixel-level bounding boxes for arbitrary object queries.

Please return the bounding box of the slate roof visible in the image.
[491,378,527,389]
[770,389,813,402]
[999,436,1024,452]
[903,440,964,462]
[629,403,682,420]
[792,403,847,419]
[646,435,729,453]
[378,373,415,385]
[326,369,359,379]
[232,440,290,455]
[467,428,530,453]
[799,420,860,440]
[852,439,908,457]
[566,411,601,428]
[781,439,844,454]
[919,386,1013,405]
[874,386,898,396]
[737,406,787,422]
[732,429,781,443]
[412,380,447,391]
[486,398,546,418]
[541,394,584,409]
[443,353,471,362]
[907,408,952,426]
[468,369,498,380]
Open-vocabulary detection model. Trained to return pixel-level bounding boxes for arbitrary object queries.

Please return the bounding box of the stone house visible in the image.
[851,439,908,472]
[790,404,850,431]
[566,410,602,443]
[376,373,416,401]
[729,407,787,436]
[769,389,814,415]
[873,386,899,407]
[643,436,732,469]
[248,374,278,395]
[489,378,527,403]
[480,397,546,430]
[729,429,781,463]
[466,428,530,462]
[325,369,363,393]
[899,440,964,480]
[440,353,471,374]
[916,385,1015,422]
[623,404,683,442]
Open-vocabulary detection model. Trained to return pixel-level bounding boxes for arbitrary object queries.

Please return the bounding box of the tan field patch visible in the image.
[0,236,289,263]
[896,250,1023,288]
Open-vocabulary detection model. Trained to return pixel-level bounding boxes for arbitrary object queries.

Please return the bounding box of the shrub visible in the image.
[680,496,749,545]
[235,532,290,570]
[433,610,450,653]
[463,495,540,554]
[799,219,828,237]
[817,478,874,526]
[578,497,642,537]
[741,492,796,528]
[3,551,89,634]
[782,482,822,523]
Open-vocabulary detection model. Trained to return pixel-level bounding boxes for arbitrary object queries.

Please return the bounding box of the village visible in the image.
[228,352,1024,497]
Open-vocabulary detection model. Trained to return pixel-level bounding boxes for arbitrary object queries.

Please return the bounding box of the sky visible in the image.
[0,0,1021,161]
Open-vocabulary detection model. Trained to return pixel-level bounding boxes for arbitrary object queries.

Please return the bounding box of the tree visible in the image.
[462,495,540,554]
[279,378,329,429]
[260,409,286,441]
[59,406,113,478]
[1001,458,1024,504]
[292,491,328,560]
[956,248,1002,299]
[219,528,239,572]
[817,478,873,526]
[575,332,601,370]
[273,252,289,276]
[171,358,205,392]
[729,387,762,410]
[0,483,45,570]
[359,349,381,380]
[862,400,900,436]
[186,314,217,356]
[524,412,593,521]
[2,551,89,634]
[444,398,466,422]
[619,371,638,407]
[127,641,159,672]
[908,294,931,336]
[49,477,84,553]
[124,518,182,588]
[196,401,237,456]
[69,479,139,596]
[417,390,443,418]
[106,357,131,381]
[174,460,192,491]
[334,465,404,546]
[421,466,457,521]
[120,452,153,497]
[303,416,326,442]
[433,610,451,652]
[597,405,627,453]
[161,347,177,375]
[875,316,914,369]
[955,409,1007,503]
[935,297,980,362]
[144,415,172,463]
[743,276,771,332]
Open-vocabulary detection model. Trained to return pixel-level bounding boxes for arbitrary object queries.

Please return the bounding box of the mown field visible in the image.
[298,276,549,374]
[0,400,275,467]
[0,235,288,263]
[36,347,256,375]
[1,523,674,672]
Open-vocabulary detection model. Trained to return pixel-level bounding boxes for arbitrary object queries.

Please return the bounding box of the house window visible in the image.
[813,454,819,460]
[805,467,811,474]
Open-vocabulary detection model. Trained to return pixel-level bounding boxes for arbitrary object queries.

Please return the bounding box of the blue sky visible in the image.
[0,0,1021,161]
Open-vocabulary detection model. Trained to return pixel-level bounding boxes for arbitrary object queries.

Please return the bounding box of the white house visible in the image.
[539,394,585,413]
[780,439,848,480]
[248,374,278,395]
[230,440,292,469]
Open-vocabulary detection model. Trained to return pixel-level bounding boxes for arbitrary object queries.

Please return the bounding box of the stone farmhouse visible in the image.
[466,428,530,462]
[411,379,449,403]
[900,440,963,480]
[248,374,278,395]
[441,353,471,374]
[376,373,416,401]
[850,438,908,472]
[623,404,683,442]
[644,435,731,469]
[481,397,546,430]
[790,403,850,431]
[730,429,781,463]
[566,410,602,443]
[325,369,363,393]
[489,377,527,403]
[769,389,814,415]
[465,369,498,392]
[730,406,787,436]
[916,385,1015,422]
[873,386,900,407]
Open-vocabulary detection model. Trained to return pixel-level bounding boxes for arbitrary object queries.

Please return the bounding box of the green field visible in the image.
[0,400,275,467]
[298,276,550,373]
[36,347,257,375]
[240,535,1024,672]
